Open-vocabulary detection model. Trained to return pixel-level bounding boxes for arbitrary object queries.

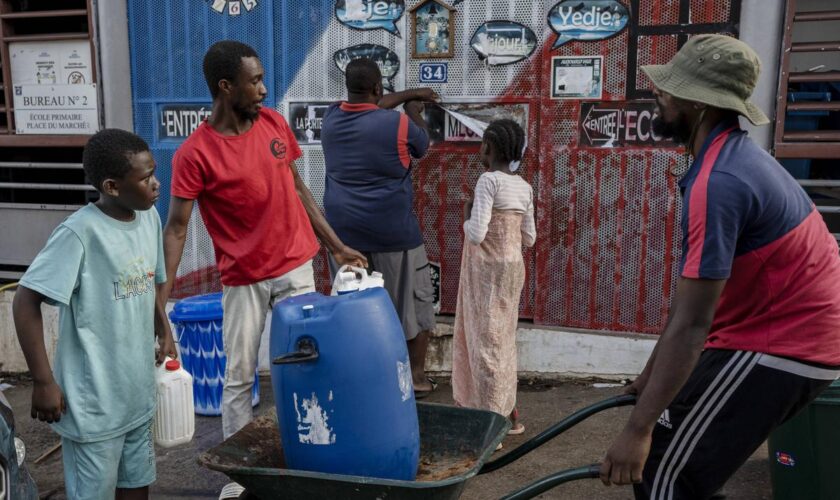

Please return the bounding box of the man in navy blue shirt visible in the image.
[321,58,440,397]
[600,35,840,499]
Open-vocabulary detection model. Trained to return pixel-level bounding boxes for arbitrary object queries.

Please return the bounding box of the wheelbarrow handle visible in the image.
[479,394,636,474]
[499,463,601,500]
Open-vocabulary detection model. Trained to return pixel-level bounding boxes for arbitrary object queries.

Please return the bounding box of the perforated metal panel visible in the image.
[404,0,546,98]
[638,0,681,26]
[126,0,737,333]
[636,35,679,92]
[689,0,733,24]
[534,148,686,332]
[283,5,405,101]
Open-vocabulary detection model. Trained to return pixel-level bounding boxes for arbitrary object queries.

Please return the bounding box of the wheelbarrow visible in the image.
[198,394,636,499]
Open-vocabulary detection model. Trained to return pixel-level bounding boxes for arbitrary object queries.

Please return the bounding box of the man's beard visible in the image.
[652,113,692,144]
[233,101,260,121]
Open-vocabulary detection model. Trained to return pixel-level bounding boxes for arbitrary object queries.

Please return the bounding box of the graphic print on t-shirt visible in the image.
[270,137,287,159]
[113,256,156,301]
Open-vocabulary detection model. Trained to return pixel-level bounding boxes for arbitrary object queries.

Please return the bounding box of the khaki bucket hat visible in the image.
[641,34,770,126]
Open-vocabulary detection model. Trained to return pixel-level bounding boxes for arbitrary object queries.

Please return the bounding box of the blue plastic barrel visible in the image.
[270,287,420,480]
[169,293,259,416]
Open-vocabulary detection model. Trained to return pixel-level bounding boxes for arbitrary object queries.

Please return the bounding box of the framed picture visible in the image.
[410,0,456,59]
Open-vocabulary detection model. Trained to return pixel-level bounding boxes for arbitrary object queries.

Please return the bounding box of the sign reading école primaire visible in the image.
[13,84,99,135]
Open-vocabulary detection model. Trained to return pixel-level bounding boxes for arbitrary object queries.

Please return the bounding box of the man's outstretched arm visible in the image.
[291,162,367,268]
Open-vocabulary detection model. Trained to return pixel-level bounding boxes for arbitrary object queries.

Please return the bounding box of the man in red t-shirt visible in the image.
[159,41,365,477]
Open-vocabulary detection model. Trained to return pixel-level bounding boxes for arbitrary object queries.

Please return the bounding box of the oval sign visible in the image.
[335,0,404,36]
[333,44,400,91]
[470,21,537,66]
[548,0,630,49]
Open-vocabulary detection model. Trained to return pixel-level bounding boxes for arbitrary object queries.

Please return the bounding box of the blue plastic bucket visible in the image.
[169,292,259,416]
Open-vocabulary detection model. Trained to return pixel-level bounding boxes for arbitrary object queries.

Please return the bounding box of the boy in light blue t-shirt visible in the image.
[13,129,177,500]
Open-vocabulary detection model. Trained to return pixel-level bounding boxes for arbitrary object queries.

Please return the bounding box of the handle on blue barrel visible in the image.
[272,338,319,364]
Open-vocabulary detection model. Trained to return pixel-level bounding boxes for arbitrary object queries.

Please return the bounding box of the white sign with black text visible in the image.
[13,84,99,135]
[550,56,603,100]
[9,40,93,85]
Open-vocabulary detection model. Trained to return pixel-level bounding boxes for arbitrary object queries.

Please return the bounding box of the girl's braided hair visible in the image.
[482,119,526,164]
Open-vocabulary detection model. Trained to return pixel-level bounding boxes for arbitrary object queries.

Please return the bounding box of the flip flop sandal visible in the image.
[508,408,525,435]
[508,423,526,435]
[219,482,245,500]
[414,377,439,399]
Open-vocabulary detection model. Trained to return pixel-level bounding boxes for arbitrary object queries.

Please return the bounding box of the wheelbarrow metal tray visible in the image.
[199,402,511,500]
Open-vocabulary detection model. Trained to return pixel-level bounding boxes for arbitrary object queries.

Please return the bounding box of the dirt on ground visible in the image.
[3,377,771,499]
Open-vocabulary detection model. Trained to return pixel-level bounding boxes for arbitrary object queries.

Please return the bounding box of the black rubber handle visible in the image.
[480,394,636,474]
[499,464,601,500]
[272,338,319,364]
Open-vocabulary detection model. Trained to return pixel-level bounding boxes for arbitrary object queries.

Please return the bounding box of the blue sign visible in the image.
[334,44,401,91]
[547,0,629,49]
[419,63,447,83]
[335,0,404,36]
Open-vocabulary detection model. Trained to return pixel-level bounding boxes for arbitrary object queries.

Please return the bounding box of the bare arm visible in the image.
[154,284,177,365]
[601,277,726,486]
[154,197,194,364]
[291,162,367,268]
[13,286,66,422]
[159,196,193,304]
[378,88,439,110]
[403,100,429,132]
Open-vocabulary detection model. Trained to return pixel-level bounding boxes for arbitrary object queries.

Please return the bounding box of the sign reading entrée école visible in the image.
[13,84,98,135]
[578,101,674,148]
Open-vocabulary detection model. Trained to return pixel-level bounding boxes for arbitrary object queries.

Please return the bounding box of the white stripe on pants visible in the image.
[221,260,315,439]
[650,351,759,500]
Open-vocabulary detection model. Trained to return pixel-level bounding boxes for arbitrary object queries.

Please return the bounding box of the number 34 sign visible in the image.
[419,62,448,83]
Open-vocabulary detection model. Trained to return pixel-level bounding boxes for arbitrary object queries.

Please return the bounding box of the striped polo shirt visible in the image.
[680,119,840,365]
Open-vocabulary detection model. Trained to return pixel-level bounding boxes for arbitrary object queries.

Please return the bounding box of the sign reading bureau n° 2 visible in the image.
[14,84,98,135]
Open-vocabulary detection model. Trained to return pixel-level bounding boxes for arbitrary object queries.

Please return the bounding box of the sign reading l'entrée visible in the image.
[157,103,212,140]
[579,101,675,148]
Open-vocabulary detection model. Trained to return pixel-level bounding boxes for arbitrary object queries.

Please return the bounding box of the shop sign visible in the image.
[548,0,629,49]
[207,0,258,16]
[334,44,400,91]
[13,84,98,135]
[335,0,404,36]
[550,56,603,99]
[470,21,537,66]
[157,104,212,140]
[579,102,674,148]
[424,102,528,142]
[288,102,331,145]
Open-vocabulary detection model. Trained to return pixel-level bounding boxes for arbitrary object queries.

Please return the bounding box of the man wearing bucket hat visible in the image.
[600,34,840,498]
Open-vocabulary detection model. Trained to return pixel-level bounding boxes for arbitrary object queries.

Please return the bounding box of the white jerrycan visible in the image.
[153,358,195,448]
[331,265,385,295]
